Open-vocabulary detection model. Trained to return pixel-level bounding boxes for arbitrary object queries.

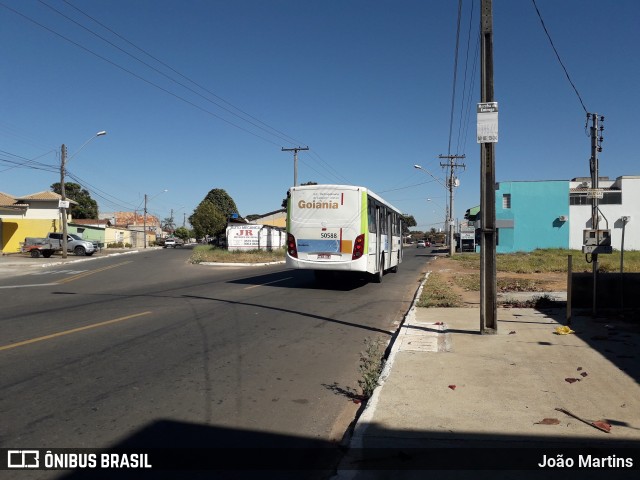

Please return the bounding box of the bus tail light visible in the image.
[352,234,365,260]
[287,233,298,258]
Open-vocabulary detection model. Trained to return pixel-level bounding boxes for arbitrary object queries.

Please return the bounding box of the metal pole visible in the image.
[480,0,497,333]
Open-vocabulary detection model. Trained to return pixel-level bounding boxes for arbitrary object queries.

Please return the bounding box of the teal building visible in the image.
[494,180,570,253]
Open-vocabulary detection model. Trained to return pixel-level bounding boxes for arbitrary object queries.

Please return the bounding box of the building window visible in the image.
[502,194,511,209]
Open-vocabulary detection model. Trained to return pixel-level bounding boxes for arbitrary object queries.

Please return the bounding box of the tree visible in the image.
[401,214,417,234]
[162,217,176,233]
[51,182,98,219]
[174,226,190,241]
[189,188,240,239]
[203,188,239,218]
[189,200,226,239]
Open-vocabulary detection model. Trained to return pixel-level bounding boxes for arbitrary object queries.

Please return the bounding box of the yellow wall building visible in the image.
[0,191,74,254]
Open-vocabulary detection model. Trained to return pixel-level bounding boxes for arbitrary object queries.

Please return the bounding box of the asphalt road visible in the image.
[0,246,434,477]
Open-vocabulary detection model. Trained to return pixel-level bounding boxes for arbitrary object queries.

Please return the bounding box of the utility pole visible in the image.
[281,146,309,186]
[480,0,497,334]
[588,113,604,316]
[439,154,466,256]
[60,144,69,259]
[143,193,148,249]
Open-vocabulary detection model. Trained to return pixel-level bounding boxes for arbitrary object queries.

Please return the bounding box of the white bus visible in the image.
[286,184,404,282]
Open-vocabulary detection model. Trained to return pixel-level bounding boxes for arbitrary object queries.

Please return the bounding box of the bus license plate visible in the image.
[317,253,331,260]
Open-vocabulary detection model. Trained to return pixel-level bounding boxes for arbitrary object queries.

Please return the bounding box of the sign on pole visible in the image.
[58,200,70,209]
[477,102,498,143]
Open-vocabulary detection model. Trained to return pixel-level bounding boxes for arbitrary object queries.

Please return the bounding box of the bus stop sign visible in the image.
[477,102,498,143]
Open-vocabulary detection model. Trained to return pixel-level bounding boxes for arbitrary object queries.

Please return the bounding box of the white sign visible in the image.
[58,200,70,209]
[477,102,498,143]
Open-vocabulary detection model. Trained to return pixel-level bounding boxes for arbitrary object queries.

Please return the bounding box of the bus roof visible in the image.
[289,184,403,215]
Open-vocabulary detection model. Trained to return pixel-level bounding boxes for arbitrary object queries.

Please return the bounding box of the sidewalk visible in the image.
[336,274,640,478]
[0,249,141,275]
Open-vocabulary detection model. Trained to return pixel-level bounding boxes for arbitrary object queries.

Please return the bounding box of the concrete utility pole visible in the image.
[143,194,148,249]
[588,113,604,316]
[480,0,497,334]
[281,146,309,186]
[60,144,69,259]
[439,154,466,256]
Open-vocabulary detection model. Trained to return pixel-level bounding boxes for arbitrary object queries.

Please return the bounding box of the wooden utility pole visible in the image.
[439,154,466,255]
[143,193,148,249]
[281,146,309,186]
[480,0,497,333]
[60,144,69,259]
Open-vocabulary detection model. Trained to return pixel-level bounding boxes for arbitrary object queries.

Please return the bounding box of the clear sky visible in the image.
[1,0,638,231]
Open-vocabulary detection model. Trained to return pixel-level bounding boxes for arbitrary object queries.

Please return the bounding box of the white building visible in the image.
[569,176,639,251]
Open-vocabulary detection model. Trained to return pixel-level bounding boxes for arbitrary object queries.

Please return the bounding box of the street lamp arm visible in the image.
[69,131,107,161]
[413,164,447,189]
[60,130,106,259]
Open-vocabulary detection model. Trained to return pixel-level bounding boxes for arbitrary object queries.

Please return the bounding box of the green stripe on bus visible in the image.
[362,190,368,251]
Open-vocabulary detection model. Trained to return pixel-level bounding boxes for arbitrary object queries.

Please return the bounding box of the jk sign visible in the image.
[477,102,498,143]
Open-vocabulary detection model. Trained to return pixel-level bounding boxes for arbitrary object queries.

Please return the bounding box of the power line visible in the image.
[38,0,305,148]
[447,0,464,157]
[2,1,346,185]
[59,0,307,148]
[531,0,588,113]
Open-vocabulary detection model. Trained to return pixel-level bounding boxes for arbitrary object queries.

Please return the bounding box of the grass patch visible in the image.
[358,337,386,399]
[454,273,553,292]
[190,245,285,264]
[450,249,640,274]
[417,272,463,308]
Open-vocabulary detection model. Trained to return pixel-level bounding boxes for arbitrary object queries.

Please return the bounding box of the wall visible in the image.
[1,218,60,253]
[495,181,569,253]
[569,176,640,251]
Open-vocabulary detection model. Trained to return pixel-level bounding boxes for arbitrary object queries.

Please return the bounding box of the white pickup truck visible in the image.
[22,233,98,258]
[163,237,184,248]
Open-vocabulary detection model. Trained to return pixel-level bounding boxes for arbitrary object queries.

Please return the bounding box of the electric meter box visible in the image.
[582,229,612,254]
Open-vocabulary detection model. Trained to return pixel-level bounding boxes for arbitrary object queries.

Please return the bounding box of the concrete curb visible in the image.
[198,261,286,267]
[349,270,432,448]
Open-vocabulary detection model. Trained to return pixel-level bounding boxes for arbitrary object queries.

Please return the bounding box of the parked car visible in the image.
[163,237,184,248]
[416,240,426,248]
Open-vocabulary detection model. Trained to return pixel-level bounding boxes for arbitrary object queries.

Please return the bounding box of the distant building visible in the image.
[248,209,286,228]
[468,175,639,253]
[0,191,77,254]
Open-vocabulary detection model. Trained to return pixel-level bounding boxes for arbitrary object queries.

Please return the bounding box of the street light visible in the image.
[414,164,449,247]
[60,131,107,258]
[143,189,168,248]
[427,198,447,238]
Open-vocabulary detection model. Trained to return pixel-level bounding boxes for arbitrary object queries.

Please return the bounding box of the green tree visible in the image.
[401,214,417,233]
[162,217,176,233]
[203,188,239,218]
[51,182,98,219]
[189,201,226,238]
[174,226,190,241]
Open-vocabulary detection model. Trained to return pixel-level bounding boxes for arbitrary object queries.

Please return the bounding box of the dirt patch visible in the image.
[426,255,566,307]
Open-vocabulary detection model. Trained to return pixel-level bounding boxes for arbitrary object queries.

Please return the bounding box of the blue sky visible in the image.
[1,0,638,231]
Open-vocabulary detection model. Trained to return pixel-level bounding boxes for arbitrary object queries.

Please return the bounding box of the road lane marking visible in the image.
[243,277,293,290]
[56,261,132,284]
[0,311,152,352]
[0,283,58,289]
